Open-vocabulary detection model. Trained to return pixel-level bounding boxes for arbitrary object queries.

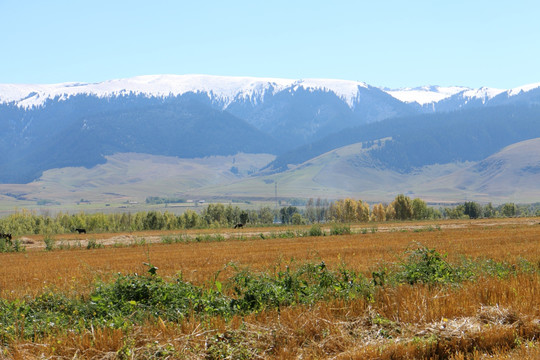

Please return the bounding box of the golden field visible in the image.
[1,217,540,359]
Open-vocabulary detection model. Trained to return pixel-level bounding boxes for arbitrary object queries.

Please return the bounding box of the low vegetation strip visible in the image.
[0,195,534,238]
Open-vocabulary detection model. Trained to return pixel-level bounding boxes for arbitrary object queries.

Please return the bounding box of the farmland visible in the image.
[1,217,539,359]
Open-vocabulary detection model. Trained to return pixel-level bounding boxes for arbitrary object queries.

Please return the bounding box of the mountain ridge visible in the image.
[1,74,540,204]
[2,74,539,110]
[0,74,370,110]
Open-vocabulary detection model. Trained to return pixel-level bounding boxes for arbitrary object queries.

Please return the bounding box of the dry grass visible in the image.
[4,276,540,359]
[1,217,540,359]
[2,218,539,298]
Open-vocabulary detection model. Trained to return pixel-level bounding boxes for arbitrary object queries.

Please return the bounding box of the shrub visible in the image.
[308,224,324,236]
[229,262,372,312]
[43,235,55,251]
[330,224,351,235]
[398,245,472,285]
[0,238,25,253]
[86,238,104,249]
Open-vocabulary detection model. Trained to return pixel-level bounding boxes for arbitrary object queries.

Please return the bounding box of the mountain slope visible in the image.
[0,98,281,183]
[164,137,540,203]
[0,152,275,207]
[0,75,416,147]
[225,84,414,144]
[266,105,540,173]
[420,137,540,201]
[0,75,420,184]
[191,141,470,202]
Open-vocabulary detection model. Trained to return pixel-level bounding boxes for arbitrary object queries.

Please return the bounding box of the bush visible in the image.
[229,262,372,312]
[43,235,55,251]
[398,245,472,285]
[291,213,306,225]
[86,238,104,249]
[308,224,324,236]
[0,238,25,253]
[330,224,351,235]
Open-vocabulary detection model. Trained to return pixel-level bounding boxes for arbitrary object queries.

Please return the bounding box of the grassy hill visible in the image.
[419,138,540,202]
[0,152,275,212]
[191,138,540,203]
[1,137,539,214]
[190,141,470,202]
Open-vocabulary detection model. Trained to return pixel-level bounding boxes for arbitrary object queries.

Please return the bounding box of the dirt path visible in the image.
[16,217,539,251]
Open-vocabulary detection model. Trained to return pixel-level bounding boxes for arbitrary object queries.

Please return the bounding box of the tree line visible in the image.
[0,196,536,236]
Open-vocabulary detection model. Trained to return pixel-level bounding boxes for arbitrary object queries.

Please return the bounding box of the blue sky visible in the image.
[1,0,539,88]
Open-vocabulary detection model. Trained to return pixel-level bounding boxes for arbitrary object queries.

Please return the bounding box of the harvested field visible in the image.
[2,218,539,297]
[1,217,539,359]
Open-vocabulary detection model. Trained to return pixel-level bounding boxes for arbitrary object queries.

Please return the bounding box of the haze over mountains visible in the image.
[1,75,539,204]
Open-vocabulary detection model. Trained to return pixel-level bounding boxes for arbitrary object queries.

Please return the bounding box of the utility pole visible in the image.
[275,181,278,209]
[274,181,279,224]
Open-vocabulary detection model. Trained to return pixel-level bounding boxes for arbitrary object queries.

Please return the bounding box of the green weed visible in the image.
[0,238,25,253]
[43,235,56,251]
[87,238,104,249]
[330,224,351,235]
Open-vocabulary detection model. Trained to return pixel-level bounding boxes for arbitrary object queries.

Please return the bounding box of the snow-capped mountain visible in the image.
[384,85,470,106]
[1,74,540,184]
[3,74,539,113]
[0,75,413,183]
[0,74,371,110]
[383,82,540,111]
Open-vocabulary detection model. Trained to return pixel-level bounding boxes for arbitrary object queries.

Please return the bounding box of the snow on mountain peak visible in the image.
[508,82,540,96]
[461,87,505,103]
[0,75,368,109]
[384,85,469,105]
[1,75,538,110]
[384,84,515,105]
[293,78,368,107]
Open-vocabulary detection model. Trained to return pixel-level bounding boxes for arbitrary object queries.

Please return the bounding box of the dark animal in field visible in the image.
[233,223,244,229]
[75,228,87,234]
[0,233,12,244]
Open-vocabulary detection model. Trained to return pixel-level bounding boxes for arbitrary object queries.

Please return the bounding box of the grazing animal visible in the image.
[0,233,12,244]
[233,223,244,229]
[75,228,87,234]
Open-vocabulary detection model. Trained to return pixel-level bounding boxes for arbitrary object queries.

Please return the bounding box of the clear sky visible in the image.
[1,0,539,89]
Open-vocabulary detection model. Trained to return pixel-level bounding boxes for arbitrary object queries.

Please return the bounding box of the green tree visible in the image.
[144,211,164,230]
[444,205,465,219]
[280,206,299,224]
[501,203,517,217]
[463,201,482,219]
[181,210,200,229]
[291,213,306,225]
[305,198,317,223]
[412,198,428,220]
[239,211,249,225]
[483,203,495,218]
[392,194,413,220]
[257,207,275,225]
[315,198,329,222]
